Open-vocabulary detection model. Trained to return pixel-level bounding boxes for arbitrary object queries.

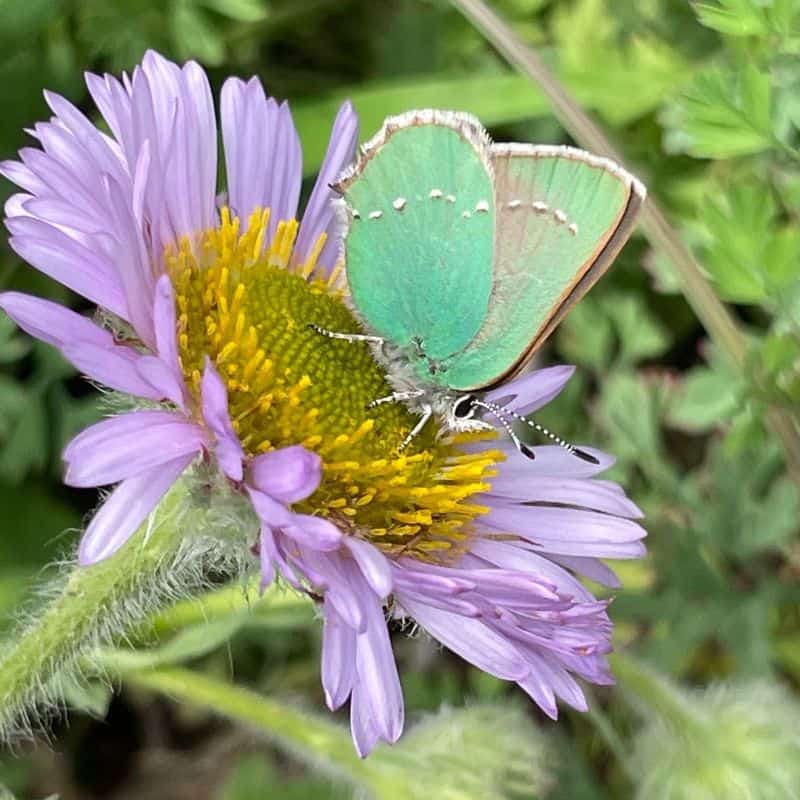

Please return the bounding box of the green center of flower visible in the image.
[166,208,503,559]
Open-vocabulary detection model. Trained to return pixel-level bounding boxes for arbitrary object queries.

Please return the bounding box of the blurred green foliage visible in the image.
[1,0,800,798]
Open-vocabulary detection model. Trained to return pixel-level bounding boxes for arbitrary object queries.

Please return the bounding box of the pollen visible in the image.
[165,208,502,560]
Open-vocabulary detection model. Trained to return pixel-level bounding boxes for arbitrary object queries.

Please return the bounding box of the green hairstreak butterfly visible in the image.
[313,110,646,460]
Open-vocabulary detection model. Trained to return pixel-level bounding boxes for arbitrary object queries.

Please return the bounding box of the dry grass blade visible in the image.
[451,0,800,479]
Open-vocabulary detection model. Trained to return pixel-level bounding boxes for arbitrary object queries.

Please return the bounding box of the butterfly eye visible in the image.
[453,395,477,419]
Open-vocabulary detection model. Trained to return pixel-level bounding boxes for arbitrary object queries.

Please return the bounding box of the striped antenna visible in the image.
[476,399,599,464]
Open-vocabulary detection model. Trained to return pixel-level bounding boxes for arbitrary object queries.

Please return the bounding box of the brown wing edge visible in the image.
[484,154,646,389]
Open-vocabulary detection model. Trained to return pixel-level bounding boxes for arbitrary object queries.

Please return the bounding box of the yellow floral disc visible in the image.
[166,208,503,559]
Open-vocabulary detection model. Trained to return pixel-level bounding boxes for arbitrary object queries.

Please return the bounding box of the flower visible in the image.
[0,51,646,756]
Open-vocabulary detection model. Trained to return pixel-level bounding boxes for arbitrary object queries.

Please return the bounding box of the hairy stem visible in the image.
[450,0,800,479]
[0,480,231,739]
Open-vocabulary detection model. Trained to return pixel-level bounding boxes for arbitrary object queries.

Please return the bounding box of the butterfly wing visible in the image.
[444,145,645,390]
[335,110,495,365]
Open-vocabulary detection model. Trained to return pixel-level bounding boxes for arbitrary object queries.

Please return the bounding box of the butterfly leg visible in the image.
[307,323,384,346]
[367,389,424,410]
[397,404,433,452]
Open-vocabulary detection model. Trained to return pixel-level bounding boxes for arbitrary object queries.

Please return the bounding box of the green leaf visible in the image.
[666,365,741,431]
[98,614,249,671]
[603,292,671,364]
[700,182,789,303]
[693,0,770,37]
[293,72,550,176]
[552,0,694,125]
[664,64,774,158]
[0,0,62,41]
[200,0,267,23]
[557,297,615,370]
[598,371,665,463]
[171,2,226,66]
[60,676,113,717]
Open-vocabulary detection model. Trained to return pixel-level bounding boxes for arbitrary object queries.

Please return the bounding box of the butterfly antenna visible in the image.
[478,399,599,465]
[472,400,536,461]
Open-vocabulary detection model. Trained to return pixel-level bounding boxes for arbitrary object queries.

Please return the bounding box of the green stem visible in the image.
[581,689,637,784]
[450,0,800,482]
[610,653,707,734]
[0,481,210,737]
[117,666,399,798]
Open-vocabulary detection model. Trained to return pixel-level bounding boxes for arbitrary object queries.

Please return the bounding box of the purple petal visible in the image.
[321,600,356,710]
[259,521,300,590]
[398,595,530,681]
[482,503,647,559]
[248,445,321,504]
[487,443,615,478]
[345,537,393,599]
[470,538,594,602]
[220,77,301,236]
[136,355,187,409]
[64,410,206,487]
[550,555,621,588]
[0,292,110,350]
[282,514,343,551]
[486,474,643,518]
[518,671,558,720]
[200,358,244,481]
[353,570,404,744]
[486,365,574,416]
[523,651,588,713]
[102,168,155,346]
[0,159,48,195]
[350,682,382,758]
[153,275,182,377]
[63,343,164,400]
[294,101,358,273]
[78,453,194,565]
[246,486,293,529]
[9,224,127,318]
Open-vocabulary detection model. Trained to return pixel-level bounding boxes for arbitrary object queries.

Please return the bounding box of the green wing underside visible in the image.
[341,118,495,362]
[443,148,642,390]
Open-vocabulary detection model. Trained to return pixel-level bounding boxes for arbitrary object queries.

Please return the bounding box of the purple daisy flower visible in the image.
[0,51,645,757]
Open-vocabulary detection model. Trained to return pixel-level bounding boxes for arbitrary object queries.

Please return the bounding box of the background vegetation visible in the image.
[1,0,800,797]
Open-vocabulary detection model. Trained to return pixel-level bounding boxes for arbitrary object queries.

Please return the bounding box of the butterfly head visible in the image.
[444,394,493,434]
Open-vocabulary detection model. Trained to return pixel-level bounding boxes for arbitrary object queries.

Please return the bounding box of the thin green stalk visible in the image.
[143,578,314,641]
[610,653,707,734]
[0,481,223,738]
[581,688,637,784]
[450,0,800,479]
[117,666,398,798]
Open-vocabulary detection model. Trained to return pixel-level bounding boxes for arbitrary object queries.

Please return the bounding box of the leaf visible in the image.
[98,613,248,671]
[60,676,112,717]
[200,0,267,23]
[602,292,671,364]
[693,0,770,37]
[171,1,226,66]
[699,182,792,303]
[598,372,665,462]
[664,64,774,158]
[552,0,694,125]
[293,72,550,176]
[557,297,615,370]
[666,366,742,431]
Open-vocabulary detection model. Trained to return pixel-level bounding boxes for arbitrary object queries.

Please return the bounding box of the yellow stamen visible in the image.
[164,207,503,561]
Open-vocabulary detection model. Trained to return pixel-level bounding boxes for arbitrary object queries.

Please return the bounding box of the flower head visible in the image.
[0,51,645,756]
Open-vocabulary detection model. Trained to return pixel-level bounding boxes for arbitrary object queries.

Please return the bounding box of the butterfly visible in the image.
[312,110,645,461]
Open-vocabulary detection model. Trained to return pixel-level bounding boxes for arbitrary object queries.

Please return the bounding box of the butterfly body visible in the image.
[326,110,646,452]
